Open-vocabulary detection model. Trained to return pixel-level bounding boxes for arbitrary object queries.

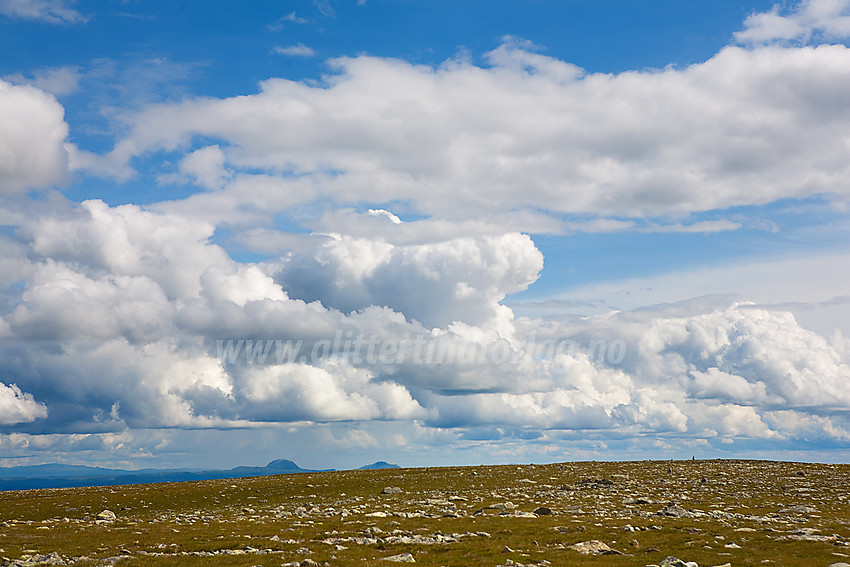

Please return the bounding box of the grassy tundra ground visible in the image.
[1,459,849,566]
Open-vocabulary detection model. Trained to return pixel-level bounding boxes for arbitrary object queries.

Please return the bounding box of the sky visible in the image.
[0,0,849,471]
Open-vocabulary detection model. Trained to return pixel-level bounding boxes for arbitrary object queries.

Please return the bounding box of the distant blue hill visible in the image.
[0,459,335,491]
[0,463,135,479]
[358,461,401,469]
[0,459,402,491]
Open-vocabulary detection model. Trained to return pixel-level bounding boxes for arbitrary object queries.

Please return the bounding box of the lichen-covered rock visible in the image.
[96,510,117,522]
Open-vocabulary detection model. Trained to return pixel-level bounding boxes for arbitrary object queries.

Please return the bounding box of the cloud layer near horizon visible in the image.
[0,197,848,451]
[2,0,850,465]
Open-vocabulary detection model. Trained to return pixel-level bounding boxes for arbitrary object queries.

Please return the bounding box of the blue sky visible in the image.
[1,0,850,471]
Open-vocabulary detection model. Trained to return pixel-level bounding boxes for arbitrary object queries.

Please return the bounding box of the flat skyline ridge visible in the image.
[0,455,841,486]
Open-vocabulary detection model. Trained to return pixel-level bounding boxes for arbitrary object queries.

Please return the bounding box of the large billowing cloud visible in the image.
[275,232,542,329]
[0,79,69,194]
[471,301,850,439]
[85,39,850,228]
[1,196,849,450]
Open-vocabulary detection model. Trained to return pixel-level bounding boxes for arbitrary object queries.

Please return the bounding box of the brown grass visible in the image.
[1,459,848,566]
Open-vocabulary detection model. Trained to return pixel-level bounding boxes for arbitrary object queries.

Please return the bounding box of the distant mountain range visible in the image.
[0,459,400,491]
[358,461,400,470]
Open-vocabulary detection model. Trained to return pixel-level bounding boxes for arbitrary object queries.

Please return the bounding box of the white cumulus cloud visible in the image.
[275,232,543,329]
[0,80,69,193]
[0,383,47,424]
[736,0,850,44]
[90,40,850,225]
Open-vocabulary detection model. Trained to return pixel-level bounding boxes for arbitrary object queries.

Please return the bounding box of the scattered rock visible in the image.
[657,503,691,518]
[569,540,624,556]
[533,507,552,516]
[5,552,68,566]
[96,510,117,522]
[574,478,614,489]
[509,511,533,518]
[381,553,415,562]
[381,486,403,495]
[778,505,818,514]
[659,556,698,567]
[776,527,838,543]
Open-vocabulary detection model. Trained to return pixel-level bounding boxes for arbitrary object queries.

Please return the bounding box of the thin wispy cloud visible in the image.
[314,0,335,17]
[268,10,309,31]
[272,43,316,57]
[0,0,86,24]
[3,65,81,95]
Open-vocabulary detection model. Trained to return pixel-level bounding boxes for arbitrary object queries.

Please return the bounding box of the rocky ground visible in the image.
[1,459,849,566]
